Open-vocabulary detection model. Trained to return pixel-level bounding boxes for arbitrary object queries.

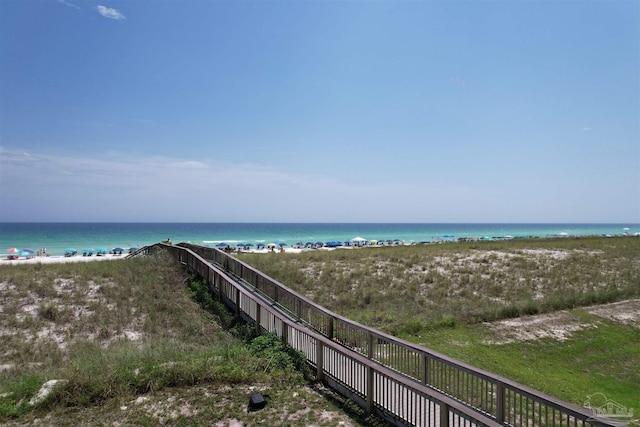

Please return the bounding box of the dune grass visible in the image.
[0,252,370,426]
[237,236,640,332]
[237,236,640,418]
[2,237,637,425]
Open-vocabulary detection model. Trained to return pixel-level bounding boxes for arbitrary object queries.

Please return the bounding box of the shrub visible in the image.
[249,333,306,373]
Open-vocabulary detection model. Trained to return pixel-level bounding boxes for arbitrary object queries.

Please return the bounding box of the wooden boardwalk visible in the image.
[141,243,623,427]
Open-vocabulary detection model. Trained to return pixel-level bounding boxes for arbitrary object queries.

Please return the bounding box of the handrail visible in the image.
[153,242,622,427]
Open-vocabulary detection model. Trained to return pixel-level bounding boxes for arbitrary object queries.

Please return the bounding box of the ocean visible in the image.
[0,223,638,257]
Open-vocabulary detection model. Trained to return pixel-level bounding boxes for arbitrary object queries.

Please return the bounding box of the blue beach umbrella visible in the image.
[64,248,77,257]
[216,242,229,247]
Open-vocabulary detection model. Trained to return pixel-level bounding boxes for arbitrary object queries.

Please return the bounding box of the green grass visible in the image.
[238,236,640,329]
[3,237,638,425]
[237,236,640,420]
[408,312,639,411]
[0,252,370,426]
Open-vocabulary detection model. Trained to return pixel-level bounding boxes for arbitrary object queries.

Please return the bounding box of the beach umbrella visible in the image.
[113,247,124,252]
[267,243,277,248]
[6,248,19,253]
[245,243,254,247]
[65,248,77,253]
[96,248,108,255]
[18,251,31,257]
[216,242,229,247]
[21,248,35,254]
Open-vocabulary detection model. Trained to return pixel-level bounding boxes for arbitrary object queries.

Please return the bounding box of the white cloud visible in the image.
[1,148,637,223]
[0,149,432,222]
[58,0,80,9]
[95,5,125,20]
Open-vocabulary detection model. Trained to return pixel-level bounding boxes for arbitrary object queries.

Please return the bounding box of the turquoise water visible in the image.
[0,223,637,257]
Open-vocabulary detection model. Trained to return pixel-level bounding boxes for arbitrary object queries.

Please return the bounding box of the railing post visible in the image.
[422,353,430,385]
[316,339,324,382]
[368,332,375,359]
[255,303,261,336]
[235,287,241,317]
[366,365,374,413]
[440,402,450,427]
[328,317,334,341]
[281,321,288,346]
[496,381,505,424]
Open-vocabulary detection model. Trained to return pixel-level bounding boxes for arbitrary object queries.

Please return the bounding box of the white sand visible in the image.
[1,253,128,265]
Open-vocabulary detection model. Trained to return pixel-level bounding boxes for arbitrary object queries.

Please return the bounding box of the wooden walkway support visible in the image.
[141,243,621,427]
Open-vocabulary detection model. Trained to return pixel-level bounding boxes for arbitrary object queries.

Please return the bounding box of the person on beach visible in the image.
[164,238,172,245]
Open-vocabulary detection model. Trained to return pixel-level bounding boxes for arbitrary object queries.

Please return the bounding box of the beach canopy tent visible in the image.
[350,237,367,244]
[64,248,77,257]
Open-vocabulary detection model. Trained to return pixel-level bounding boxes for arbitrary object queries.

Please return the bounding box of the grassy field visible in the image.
[0,253,374,426]
[238,236,640,418]
[1,236,638,426]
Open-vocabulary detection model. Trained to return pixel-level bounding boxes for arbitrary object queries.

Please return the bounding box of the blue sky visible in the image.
[1,0,638,223]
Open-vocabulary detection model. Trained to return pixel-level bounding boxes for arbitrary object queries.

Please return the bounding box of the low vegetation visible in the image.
[0,253,370,426]
[237,236,640,332]
[238,236,640,415]
[1,236,638,425]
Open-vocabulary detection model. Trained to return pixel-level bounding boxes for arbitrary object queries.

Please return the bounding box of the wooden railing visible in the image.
[143,243,621,427]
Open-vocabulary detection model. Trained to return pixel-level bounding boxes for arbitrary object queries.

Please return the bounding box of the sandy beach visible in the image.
[1,253,128,265]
